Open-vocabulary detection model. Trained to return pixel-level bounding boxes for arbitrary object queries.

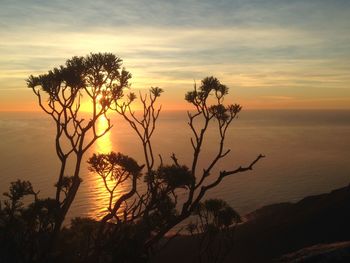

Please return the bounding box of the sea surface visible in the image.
[1,110,349,224]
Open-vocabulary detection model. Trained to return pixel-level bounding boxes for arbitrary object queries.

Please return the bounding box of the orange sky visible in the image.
[1,1,350,111]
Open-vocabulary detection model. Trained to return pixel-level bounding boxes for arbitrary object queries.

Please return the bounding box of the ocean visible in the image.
[1,110,349,224]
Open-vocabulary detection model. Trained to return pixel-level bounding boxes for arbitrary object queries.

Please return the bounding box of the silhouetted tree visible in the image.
[85,76,264,261]
[26,53,131,249]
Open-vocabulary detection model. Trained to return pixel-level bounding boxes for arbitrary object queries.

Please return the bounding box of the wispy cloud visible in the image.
[1,0,350,110]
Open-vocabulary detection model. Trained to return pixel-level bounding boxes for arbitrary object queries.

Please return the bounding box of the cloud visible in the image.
[263,96,294,100]
[1,0,350,109]
[2,0,350,31]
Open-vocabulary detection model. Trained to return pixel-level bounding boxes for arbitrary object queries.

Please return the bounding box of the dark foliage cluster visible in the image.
[0,180,59,262]
[186,199,242,263]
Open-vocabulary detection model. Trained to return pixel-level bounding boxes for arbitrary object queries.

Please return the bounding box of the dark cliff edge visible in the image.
[152,185,350,263]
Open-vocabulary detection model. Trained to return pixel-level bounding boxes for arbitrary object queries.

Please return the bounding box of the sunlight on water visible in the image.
[87,115,124,219]
[96,115,112,154]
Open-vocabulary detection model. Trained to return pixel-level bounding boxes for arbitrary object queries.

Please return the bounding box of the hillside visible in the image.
[152,185,350,262]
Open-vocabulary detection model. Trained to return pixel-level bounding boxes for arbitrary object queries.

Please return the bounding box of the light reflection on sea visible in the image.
[85,115,115,220]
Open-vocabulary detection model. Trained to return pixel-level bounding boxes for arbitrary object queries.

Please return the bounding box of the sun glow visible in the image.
[95,115,112,154]
[89,114,124,219]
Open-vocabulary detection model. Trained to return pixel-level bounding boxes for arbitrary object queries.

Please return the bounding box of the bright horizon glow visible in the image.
[1,0,350,111]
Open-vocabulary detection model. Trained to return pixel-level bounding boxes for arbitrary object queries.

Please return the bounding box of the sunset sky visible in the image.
[1,0,350,111]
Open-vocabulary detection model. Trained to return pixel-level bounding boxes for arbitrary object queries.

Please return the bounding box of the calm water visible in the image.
[1,110,350,223]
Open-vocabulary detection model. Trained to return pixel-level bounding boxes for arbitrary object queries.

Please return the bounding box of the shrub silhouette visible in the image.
[187,199,242,263]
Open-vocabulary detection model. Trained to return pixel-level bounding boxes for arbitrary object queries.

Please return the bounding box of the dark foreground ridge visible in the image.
[152,185,350,263]
[278,241,350,262]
